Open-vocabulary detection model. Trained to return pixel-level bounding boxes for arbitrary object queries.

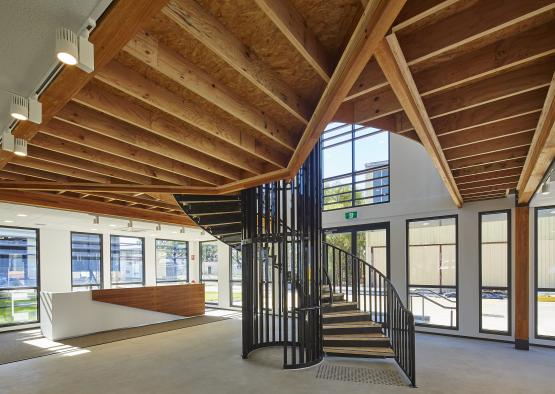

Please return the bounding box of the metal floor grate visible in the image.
[315,363,407,386]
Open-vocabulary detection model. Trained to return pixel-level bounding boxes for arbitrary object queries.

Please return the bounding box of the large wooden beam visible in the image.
[254,0,335,82]
[95,62,288,168]
[0,0,170,171]
[0,182,215,194]
[27,144,158,186]
[375,34,462,207]
[398,0,554,65]
[517,72,555,204]
[414,21,555,95]
[0,189,194,226]
[43,119,227,185]
[57,101,253,178]
[123,31,297,152]
[289,0,407,173]
[514,205,530,350]
[31,132,209,187]
[163,0,312,124]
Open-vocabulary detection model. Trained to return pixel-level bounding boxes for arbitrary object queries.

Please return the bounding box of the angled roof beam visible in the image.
[375,33,462,207]
[517,72,555,204]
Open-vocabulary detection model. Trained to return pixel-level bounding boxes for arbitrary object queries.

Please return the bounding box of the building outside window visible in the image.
[200,241,219,304]
[0,226,39,327]
[407,216,458,329]
[479,211,511,334]
[155,239,188,284]
[321,122,390,211]
[71,232,102,290]
[110,235,144,288]
[230,247,242,307]
[535,206,555,339]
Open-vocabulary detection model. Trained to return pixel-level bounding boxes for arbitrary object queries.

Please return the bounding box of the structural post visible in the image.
[514,205,529,350]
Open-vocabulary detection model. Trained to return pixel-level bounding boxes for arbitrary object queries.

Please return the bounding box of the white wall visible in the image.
[323,133,528,342]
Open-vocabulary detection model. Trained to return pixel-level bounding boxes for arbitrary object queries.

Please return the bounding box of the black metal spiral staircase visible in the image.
[174,193,415,386]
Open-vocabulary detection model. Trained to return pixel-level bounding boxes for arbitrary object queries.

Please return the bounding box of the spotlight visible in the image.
[200,230,206,236]
[541,182,551,195]
[93,215,100,225]
[55,27,94,73]
[1,129,14,152]
[127,220,133,228]
[156,224,162,231]
[9,94,42,124]
[13,138,27,157]
[180,227,185,234]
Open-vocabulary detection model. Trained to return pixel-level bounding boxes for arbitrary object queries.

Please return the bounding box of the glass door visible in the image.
[325,222,390,278]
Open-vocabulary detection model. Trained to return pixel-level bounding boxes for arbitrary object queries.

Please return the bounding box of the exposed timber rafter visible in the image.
[375,33,462,207]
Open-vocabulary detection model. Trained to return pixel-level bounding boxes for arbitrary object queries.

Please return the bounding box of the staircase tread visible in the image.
[323,321,382,328]
[323,311,369,317]
[324,346,395,356]
[324,333,388,340]
[324,301,357,306]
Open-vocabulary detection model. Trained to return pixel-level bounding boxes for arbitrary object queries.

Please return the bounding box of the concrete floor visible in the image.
[0,316,553,394]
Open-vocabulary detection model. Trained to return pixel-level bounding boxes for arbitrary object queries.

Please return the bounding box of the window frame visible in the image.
[534,205,555,341]
[154,238,189,284]
[70,231,103,291]
[109,235,145,287]
[229,247,242,308]
[321,123,391,212]
[0,225,41,328]
[199,240,219,305]
[478,210,512,336]
[406,215,459,330]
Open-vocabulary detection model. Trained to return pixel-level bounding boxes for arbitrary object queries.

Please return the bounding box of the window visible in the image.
[535,206,555,339]
[155,239,188,284]
[71,232,103,290]
[110,236,144,287]
[200,241,219,304]
[407,216,458,329]
[230,247,242,307]
[479,211,511,335]
[0,226,39,327]
[321,122,390,211]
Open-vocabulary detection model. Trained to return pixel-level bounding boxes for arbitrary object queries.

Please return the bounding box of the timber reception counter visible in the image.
[40,284,205,340]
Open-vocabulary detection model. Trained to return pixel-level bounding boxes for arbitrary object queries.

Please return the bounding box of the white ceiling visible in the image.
[0,0,111,131]
[0,202,214,242]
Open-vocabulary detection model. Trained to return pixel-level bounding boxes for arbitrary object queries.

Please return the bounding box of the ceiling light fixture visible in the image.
[17,214,27,217]
[93,215,99,225]
[55,26,94,73]
[10,94,42,123]
[541,182,551,195]
[156,224,162,231]
[13,138,27,157]
[180,227,185,234]
[1,128,27,157]
[127,220,133,228]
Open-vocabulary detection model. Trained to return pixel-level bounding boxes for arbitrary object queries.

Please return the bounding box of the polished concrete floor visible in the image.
[0,315,553,394]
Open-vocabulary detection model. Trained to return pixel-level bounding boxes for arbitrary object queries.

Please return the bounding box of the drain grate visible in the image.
[315,363,406,386]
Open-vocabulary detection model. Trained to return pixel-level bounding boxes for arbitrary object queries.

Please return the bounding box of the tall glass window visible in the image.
[321,122,390,211]
[535,207,555,339]
[479,211,511,334]
[71,232,102,290]
[155,239,188,284]
[110,236,144,287]
[230,247,242,307]
[407,216,458,329]
[200,241,219,304]
[0,226,39,327]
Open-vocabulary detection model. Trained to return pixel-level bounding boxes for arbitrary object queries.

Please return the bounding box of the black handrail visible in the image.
[411,288,457,304]
[322,242,416,387]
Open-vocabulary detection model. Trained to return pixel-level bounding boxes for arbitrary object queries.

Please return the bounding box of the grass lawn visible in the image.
[0,292,38,325]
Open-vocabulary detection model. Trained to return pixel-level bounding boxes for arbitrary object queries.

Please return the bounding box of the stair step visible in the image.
[321,301,358,313]
[324,333,390,348]
[322,311,371,324]
[321,293,345,302]
[324,346,395,358]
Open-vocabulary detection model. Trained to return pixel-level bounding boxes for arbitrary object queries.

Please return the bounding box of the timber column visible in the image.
[514,205,529,350]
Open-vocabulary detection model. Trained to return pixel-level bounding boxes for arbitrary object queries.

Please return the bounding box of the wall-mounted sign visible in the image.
[344,211,357,220]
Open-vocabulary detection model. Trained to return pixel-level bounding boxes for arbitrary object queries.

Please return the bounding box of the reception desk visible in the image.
[41,284,204,340]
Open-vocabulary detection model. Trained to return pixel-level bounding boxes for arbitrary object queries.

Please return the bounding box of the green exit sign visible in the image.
[345,211,358,220]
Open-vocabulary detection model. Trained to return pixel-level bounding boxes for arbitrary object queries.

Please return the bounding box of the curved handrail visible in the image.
[322,242,411,314]
[322,241,416,386]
